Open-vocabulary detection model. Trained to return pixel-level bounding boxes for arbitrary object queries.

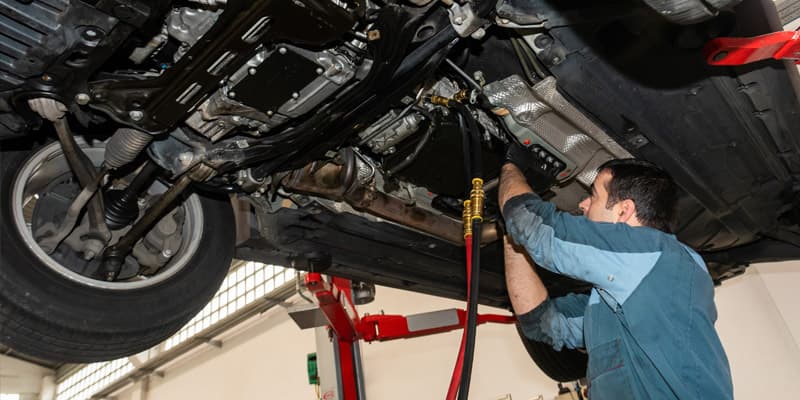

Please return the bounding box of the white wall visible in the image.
[0,355,52,400]
[110,261,800,400]
[116,289,558,400]
[714,261,800,399]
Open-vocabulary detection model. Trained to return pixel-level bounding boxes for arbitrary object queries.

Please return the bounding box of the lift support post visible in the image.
[303,272,516,400]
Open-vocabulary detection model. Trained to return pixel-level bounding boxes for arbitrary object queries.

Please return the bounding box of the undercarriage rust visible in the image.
[283,162,498,245]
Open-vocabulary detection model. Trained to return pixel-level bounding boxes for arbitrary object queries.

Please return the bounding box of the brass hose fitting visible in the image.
[463,200,473,238]
[453,89,469,104]
[470,178,484,222]
[429,95,452,107]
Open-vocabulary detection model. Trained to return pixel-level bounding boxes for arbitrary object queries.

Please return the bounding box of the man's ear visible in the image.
[616,199,638,224]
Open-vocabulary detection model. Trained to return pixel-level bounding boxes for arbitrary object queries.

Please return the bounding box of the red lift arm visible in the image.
[303,272,516,399]
[704,30,800,66]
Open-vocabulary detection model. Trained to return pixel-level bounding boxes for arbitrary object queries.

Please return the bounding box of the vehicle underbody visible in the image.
[0,0,798,372]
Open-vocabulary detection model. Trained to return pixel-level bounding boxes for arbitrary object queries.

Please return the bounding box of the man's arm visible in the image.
[498,164,534,211]
[504,235,547,315]
[499,163,664,306]
[505,231,587,351]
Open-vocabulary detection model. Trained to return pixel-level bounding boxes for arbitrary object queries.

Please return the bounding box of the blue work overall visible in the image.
[504,193,733,399]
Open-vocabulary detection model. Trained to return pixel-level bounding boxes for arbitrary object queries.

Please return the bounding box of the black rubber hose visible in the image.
[457,112,472,190]
[458,220,482,400]
[453,105,482,179]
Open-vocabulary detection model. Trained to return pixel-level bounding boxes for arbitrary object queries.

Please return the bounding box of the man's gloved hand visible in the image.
[502,140,558,190]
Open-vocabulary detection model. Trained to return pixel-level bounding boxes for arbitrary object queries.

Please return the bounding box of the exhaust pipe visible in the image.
[283,160,498,246]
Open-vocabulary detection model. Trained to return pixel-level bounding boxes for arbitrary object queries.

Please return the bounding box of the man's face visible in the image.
[578,170,621,223]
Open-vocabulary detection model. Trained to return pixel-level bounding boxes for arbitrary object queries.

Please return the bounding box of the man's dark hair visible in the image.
[597,158,678,233]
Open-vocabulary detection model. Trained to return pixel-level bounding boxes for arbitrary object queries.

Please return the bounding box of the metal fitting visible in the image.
[469,178,484,222]
[453,89,469,104]
[462,200,472,238]
[429,95,452,107]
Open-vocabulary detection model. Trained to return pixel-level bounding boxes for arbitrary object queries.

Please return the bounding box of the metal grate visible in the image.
[55,261,294,400]
[55,359,133,400]
[164,262,295,350]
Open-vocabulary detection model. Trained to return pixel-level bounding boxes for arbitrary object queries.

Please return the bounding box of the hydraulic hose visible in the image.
[458,219,481,400]
[440,98,484,399]
[446,233,471,400]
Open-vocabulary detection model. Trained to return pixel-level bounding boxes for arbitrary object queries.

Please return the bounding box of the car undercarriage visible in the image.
[0,0,798,377]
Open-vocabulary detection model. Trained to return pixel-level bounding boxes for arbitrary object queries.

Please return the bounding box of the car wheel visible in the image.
[0,140,234,362]
[515,323,588,382]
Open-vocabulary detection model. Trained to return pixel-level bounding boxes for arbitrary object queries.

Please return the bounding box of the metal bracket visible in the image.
[447,2,484,39]
[704,31,800,66]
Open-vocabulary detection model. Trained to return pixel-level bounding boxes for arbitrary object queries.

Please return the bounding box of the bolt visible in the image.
[266,110,274,116]
[41,74,53,82]
[228,91,236,98]
[454,16,464,25]
[248,67,257,75]
[552,56,561,63]
[129,110,144,121]
[83,250,96,260]
[470,28,486,40]
[500,18,510,24]
[75,93,91,105]
[473,70,484,81]
[178,152,193,165]
[82,29,101,42]
[162,249,174,258]
[137,197,148,207]
[278,47,287,55]
[291,92,299,99]
[316,67,324,74]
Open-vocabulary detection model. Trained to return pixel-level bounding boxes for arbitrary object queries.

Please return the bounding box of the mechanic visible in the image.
[498,147,733,399]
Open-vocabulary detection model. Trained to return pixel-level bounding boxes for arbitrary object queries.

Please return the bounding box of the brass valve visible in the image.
[453,89,469,104]
[429,95,452,107]
[462,200,472,238]
[469,178,484,222]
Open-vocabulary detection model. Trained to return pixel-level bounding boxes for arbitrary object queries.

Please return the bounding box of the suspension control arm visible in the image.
[100,164,215,280]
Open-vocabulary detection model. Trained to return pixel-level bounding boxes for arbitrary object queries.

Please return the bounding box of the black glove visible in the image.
[502,140,561,190]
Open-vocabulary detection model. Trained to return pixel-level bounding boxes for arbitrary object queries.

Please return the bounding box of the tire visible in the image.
[0,143,235,362]
[515,323,588,382]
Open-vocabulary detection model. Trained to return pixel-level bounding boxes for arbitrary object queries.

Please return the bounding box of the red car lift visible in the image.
[304,272,516,400]
[704,30,800,66]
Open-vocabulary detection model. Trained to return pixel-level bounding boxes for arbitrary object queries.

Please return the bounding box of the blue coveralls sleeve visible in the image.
[517,293,589,350]
[503,192,665,305]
